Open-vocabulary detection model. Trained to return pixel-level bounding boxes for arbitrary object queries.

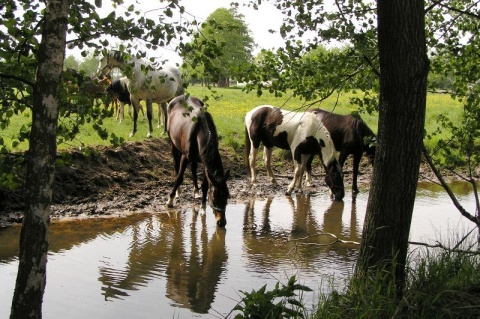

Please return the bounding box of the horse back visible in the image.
[167,95,206,155]
[310,108,376,158]
[245,105,293,150]
[131,64,183,103]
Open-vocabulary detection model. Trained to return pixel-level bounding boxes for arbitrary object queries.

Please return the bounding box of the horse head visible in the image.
[97,50,125,79]
[364,136,377,165]
[207,169,230,227]
[324,160,345,201]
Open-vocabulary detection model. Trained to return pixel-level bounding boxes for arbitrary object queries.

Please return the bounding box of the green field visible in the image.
[3,86,462,152]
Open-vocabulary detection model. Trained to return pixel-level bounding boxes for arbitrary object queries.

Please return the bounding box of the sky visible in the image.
[66,0,285,64]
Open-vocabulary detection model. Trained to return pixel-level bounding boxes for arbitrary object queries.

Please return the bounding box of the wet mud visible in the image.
[0,138,458,227]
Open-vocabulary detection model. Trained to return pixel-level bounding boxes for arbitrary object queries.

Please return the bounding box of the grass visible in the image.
[313,246,480,319]
[2,86,463,152]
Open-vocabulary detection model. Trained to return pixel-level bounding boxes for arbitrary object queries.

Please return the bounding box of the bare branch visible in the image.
[409,240,480,254]
[422,144,480,227]
[428,0,480,19]
[0,73,34,87]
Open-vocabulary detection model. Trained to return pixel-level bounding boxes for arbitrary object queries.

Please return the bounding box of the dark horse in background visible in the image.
[166,95,230,227]
[63,68,111,107]
[105,77,145,122]
[245,105,345,201]
[307,108,376,193]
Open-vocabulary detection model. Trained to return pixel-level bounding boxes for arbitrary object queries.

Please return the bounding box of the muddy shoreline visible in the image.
[0,138,462,227]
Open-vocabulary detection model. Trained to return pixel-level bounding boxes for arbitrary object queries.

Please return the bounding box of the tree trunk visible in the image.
[354,0,429,296]
[10,1,68,318]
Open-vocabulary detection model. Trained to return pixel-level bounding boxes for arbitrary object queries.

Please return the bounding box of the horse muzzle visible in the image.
[333,188,345,201]
[212,208,227,227]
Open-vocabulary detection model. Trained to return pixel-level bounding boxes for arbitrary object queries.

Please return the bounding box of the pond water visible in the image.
[0,182,477,318]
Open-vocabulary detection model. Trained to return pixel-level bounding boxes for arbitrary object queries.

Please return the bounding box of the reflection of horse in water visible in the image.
[97,209,227,314]
[242,195,360,270]
[166,211,227,313]
[242,195,322,269]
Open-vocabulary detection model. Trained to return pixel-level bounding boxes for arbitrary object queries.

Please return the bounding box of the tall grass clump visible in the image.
[230,275,312,319]
[314,245,480,319]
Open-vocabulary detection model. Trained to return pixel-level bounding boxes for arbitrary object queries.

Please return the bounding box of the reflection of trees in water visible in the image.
[243,194,360,271]
[98,209,227,314]
[0,214,149,263]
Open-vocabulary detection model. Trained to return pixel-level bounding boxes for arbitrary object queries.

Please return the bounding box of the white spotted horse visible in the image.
[166,95,230,227]
[244,105,345,200]
[97,50,184,137]
[307,108,376,193]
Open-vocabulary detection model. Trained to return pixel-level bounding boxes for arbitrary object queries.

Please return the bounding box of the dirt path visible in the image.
[0,138,456,227]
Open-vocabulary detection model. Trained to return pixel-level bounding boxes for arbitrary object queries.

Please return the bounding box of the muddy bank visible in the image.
[0,138,462,227]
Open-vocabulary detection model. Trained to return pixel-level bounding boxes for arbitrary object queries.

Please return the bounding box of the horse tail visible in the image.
[244,125,251,176]
[355,117,376,159]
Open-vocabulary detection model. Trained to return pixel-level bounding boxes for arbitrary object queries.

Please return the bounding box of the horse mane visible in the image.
[108,50,127,63]
[198,110,225,177]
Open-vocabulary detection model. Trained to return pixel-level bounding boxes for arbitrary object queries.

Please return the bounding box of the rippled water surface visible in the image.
[0,182,477,318]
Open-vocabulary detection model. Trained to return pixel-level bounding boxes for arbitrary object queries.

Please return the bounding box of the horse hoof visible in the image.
[146,133,152,138]
[129,132,135,138]
[166,198,175,208]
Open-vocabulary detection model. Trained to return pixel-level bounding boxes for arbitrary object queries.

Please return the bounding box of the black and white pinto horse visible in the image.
[97,50,184,137]
[244,105,345,200]
[166,95,230,227]
[307,108,376,193]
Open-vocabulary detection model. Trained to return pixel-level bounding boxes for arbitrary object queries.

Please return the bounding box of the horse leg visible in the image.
[140,104,146,120]
[352,153,361,193]
[129,96,140,137]
[191,160,201,198]
[171,147,183,198]
[287,160,301,195]
[296,155,309,189]
[305,154,315,187]
[158,102,167,133]
[263,146,277,185]
[166,154,189,207]
[248,146,259,185]
[117,101,124,123]
[146,98,154,138]
[200,172,209,209]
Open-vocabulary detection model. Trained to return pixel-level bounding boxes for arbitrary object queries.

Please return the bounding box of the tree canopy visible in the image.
[181,7,254,87]
[3,0,480,316]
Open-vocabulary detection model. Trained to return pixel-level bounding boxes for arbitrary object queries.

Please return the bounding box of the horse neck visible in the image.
[198,115,225,176]
[318,126,337,167]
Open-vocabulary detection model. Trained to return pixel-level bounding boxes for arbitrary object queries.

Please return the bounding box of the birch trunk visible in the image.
[10,1,68,318]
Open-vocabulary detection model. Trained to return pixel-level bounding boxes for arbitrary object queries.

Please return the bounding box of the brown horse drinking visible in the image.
[307,108,376,193]
[166,95,230,227]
